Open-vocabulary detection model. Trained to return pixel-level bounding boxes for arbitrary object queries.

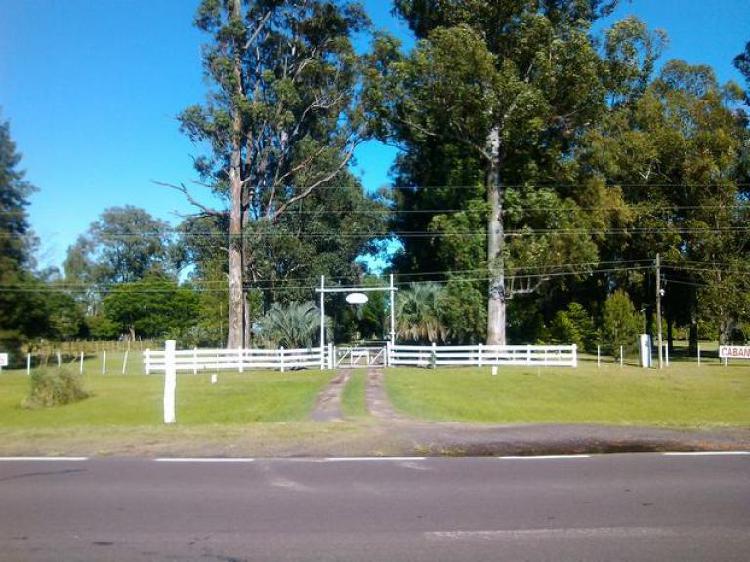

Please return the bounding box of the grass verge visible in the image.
[0,370,332,427]
[385,362,750,427]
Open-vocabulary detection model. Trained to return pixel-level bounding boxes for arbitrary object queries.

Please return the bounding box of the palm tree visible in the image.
[256,301,328,348]
[395,283,448,343]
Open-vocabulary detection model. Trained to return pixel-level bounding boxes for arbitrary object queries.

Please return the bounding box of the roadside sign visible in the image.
[0,353,8,368]
[719,346,750,359]
[345,292,369,305]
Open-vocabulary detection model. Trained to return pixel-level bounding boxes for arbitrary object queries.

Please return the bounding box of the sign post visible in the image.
[719,346,750,365]
[163,340,176,424]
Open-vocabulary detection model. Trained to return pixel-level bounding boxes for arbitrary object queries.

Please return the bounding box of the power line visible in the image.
[325,182,750,190]
[662,278,711,288]
[4,226,750,240]
[663,264,750,276]
[8,259,652,289]
[0,264,656,294]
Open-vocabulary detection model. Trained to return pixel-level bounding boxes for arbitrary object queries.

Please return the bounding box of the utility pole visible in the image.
[655,253,663,369]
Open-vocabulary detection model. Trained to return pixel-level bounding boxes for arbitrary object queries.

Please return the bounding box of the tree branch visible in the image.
[152,180,227,217]
[269,136,361,222]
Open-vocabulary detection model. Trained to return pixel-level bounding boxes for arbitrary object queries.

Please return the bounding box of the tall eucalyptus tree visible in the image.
[178,0,372,348]
[367,1,661,344]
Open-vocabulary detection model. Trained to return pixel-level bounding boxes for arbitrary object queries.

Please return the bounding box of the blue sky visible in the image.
[1,0,748,270]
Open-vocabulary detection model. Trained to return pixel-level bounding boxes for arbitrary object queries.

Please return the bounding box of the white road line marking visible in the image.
[499,454,591,460]
[323,457,428,462]
[0,457,88,462]
[662,451,749,456]
[154,458,256,463]
[427,527,685,540]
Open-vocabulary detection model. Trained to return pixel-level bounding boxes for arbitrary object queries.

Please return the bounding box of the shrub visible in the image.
[601,290,643,355]
[23,367,90,408]
[550,310,582,348]
[550,302,597,352]
[256,301,329,348]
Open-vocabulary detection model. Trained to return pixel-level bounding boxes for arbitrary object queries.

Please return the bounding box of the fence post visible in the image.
[193,347,198,375]
[26,353,31,375]
[238,348,243,373]
[163,340,176,424]
[572,344,578,368]
[280,347,285,373]
[526,344,531,365]
[328,343,334,370]
[320,342,326,370]
[697,343,701,366]
[102,350,107,375]
[385,342,390,367]
[122,350,129,375]
[144,349,150,375]
[431,342,437,369]
[79,351,84,374]
[478,343,483,367]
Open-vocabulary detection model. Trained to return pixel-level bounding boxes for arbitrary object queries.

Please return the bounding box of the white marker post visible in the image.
[597,345,601,368]
[163,340,176,424]
[620,346,624,368]
[79,351,84,374]
[26,353,31,375]
[102,350,107,375]
[697,343,701,366]
[122,350,129,375]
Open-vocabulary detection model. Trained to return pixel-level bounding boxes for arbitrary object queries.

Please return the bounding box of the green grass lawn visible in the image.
[0,370,332,428]
[14,350,155,376]
[341,370,367,418]
[385,362,750,427]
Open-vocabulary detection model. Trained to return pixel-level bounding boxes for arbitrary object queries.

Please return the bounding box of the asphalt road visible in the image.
[1,453,749,561]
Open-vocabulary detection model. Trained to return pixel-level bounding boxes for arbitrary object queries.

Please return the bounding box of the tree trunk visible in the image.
[226,0,245,349]
[243,291,252,347]
[667,315,673,353]
[227,170,244,349]
[688,288,698,356]
[486,126,506,345]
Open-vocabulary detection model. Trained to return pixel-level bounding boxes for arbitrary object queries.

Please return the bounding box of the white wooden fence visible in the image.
[144,345,334,374]
[387,343,577,368]
[144,342,577,373]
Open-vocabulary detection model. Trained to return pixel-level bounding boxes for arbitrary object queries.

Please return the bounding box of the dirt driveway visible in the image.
[302,367,750,457]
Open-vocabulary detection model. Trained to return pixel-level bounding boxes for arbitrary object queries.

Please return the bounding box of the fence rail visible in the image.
[387,343,577,368]
[144,346,334,374]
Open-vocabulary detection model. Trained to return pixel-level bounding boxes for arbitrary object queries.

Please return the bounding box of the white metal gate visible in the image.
[334,346,387,368]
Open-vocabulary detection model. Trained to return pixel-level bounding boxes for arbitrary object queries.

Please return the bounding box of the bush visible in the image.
[550,302,597,352]
[23,367,90,408]
[601,290,643,355]
[256,301,329,348]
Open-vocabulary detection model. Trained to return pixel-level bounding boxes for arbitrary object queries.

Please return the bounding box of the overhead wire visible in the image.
[3,226,750,240]
[0,264,655,294]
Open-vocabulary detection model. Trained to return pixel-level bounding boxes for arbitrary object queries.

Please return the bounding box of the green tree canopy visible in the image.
[365,1,662,345]
[0,114,42,356]
[101,276,199,340]
[178,0,378,348]
[64,206,176,287]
